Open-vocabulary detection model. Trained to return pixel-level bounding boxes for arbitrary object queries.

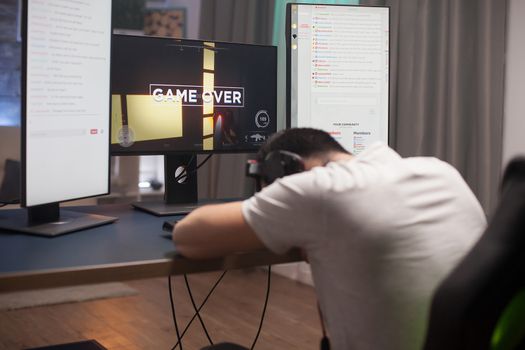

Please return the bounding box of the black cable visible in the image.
[250,265,272,350]
[195,154,213,171]
[169,266,271,349]
[0,203,7,208]
[317,302,331,350]
[173,154,213,183]
[184,274,214,345]
[170,270,227,350]
[168,275,184,350]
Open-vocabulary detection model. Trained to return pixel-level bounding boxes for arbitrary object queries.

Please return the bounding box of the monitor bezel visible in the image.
[285,3,391,147]
[21,0,113,208]
[109,34,278,157]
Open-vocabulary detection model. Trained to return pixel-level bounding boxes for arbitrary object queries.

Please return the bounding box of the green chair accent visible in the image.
[491,289,525,350]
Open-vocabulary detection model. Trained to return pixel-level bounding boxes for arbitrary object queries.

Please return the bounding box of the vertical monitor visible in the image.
[23,0,112,207]
[110,35,277,155]
[287,4,390,154]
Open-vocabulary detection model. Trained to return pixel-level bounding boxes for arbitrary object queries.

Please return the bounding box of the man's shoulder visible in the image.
[402,155,463,179]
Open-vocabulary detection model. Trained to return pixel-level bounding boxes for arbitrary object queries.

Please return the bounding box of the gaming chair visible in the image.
[423,157,525,350]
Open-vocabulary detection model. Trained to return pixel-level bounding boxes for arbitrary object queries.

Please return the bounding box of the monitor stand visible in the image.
[132,154,227,216]
[0,203,117,237]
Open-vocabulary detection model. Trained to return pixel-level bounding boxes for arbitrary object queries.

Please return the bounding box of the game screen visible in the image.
[111,35,277,154]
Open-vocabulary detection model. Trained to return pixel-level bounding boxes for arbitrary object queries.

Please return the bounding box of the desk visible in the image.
[0,204,302,293]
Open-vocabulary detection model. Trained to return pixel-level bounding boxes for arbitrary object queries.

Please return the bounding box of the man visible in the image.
[173,128,486,350]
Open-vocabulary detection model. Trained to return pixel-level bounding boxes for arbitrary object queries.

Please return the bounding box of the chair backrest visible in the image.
[0,158,20,204]
[423,157,525,350]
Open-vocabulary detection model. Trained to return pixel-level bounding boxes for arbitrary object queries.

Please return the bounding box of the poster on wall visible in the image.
[144,7,186,38]
[111,0,187,38]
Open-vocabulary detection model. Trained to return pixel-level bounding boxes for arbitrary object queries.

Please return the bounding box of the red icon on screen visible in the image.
[90,129,98,135]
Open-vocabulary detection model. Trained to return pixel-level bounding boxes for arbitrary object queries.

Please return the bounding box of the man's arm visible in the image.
[172,201,265,259]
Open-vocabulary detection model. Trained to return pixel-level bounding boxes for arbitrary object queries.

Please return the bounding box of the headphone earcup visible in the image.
[262,151,305,184]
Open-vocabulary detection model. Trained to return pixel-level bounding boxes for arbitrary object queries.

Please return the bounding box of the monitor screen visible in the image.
[287,4,390,155]
[110,35,277,155]
[22,0,112,207]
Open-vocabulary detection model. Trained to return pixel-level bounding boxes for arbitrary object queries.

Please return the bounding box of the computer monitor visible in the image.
[110,35,277,215]
[0,0,116,236]
[287,3,390,154]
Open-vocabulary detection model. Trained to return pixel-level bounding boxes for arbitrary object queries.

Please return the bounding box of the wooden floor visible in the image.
[0,269,321,350]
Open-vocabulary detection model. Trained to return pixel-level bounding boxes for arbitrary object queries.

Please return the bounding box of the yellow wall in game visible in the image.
[203,42,215,151]
[111,95,123,144]
[111,94,183,143]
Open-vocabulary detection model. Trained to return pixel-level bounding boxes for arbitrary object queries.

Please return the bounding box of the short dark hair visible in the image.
[257,128,349,161]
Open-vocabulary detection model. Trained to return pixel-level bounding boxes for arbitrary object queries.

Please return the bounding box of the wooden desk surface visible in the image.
[0,204,302,293]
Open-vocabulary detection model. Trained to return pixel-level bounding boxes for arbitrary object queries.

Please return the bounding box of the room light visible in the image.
[138,181,151,188]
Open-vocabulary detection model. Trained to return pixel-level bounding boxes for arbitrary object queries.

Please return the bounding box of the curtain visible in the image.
[198,0,508,212]
[198,0,275,199]
[199,0,275,44]
[361,0,507,213]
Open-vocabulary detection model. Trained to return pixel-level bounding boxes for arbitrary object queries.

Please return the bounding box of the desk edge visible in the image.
[0,249,303,293]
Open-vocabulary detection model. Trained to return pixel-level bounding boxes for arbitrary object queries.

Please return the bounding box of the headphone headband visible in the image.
[246,150,305,190]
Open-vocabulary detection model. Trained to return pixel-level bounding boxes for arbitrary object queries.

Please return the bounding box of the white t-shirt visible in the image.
[242,143,486,350]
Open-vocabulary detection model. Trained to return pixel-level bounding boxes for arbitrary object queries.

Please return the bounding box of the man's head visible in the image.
[247,128,352,188]
[258,128,351,169]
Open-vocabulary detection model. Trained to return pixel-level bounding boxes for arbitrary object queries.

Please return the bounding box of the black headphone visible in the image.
[246,150,305,190]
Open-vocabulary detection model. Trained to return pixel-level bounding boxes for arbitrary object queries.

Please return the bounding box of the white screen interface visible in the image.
[25,0,111,206]
[290,4,389,154]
